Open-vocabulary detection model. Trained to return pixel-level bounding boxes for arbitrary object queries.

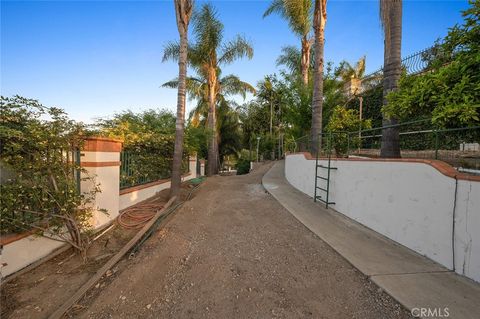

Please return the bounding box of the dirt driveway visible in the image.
[81,163,412,318]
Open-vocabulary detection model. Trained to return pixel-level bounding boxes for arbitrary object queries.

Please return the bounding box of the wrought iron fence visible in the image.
[288,121,480,173]
[362,43,449,91]
[120,151,189,189]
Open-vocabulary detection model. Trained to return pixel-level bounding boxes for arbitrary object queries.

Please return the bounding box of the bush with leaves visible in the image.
[326,106,372,156]
[96,109,196,188]
[235,159,250,175]
[384,1,480,127]
[0,96,100,257]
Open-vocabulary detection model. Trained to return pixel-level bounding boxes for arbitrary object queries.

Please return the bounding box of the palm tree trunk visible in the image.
[301,36,311,86]
[207,75,218,176]
[311,0,326,155]
[170,0,192,198]
[380,0,402,158]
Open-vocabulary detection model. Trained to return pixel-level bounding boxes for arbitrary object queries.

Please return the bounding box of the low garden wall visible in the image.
[285,153,480,283]
[119,158,197,210]
[1,138,199,278]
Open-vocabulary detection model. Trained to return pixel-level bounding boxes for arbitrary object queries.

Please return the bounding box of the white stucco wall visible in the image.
[285,154,480,283]
[119,173,195,210]
[455,180,480,282]
[119,157,197,210]
[1,235,65,277]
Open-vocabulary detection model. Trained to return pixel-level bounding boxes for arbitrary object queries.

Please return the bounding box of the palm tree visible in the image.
[276,46,302,75]
[163,72,254,170]
[336,56,366,82]
[379,0,402,158]
[163,3,253,176]
[336,56,366,96]
[311,0,327,153]
[257,76,276,136]
[276,45,315,77]
[170,0,193,199]
[264,0,313,85]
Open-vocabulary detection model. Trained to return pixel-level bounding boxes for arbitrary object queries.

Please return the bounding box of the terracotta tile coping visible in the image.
[83,137,123,152]
[287,152,480,182]
[119,173,192,195]
[0,230,37,246]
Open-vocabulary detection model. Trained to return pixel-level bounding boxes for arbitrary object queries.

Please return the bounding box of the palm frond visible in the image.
[218,35,254,65]
[263,0,286,18]
[162,41,181,62]
[276,45,302,74]
[162,77,207,101]
[193,3,223,56]
[355,56,366,78]
[220,74,256,99]
[283,0,313,36]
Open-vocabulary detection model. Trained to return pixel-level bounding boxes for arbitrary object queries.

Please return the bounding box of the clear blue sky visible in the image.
[1,0,469,123]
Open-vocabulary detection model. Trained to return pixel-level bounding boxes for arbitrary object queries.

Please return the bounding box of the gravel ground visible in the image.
[80,162,413,319]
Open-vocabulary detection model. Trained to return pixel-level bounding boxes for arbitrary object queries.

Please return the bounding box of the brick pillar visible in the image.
[81,137,123,229]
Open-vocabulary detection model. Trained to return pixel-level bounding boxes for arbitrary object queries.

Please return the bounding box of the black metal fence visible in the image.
[287,121,480,173]
[362,43,449,90]
[120,151,189,189]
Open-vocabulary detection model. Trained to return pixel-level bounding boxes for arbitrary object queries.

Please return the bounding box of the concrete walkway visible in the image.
[263,161,480,319]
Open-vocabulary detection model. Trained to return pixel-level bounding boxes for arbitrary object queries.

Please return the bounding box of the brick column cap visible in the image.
[83,136,123,152]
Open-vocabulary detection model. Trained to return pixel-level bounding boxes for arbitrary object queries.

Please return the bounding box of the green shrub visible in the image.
[0,96,100,255]
[326,106,371,157]
[236,159,250,175]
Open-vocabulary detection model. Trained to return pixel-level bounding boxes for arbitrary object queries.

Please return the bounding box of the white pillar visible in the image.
[81,137,123,230]
[188,154,197,179]
[200,159,205,176]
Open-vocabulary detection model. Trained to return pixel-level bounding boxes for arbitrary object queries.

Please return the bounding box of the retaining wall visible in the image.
[285,153,480,283]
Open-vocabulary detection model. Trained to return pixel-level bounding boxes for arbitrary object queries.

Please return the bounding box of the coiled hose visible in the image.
[117,203,164,229]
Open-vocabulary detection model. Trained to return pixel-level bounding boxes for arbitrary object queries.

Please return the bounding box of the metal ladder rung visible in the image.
[317,165,338,170]
[315,186,327,192]
[316,176,328,180]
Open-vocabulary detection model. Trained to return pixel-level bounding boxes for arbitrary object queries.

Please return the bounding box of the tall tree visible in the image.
[264,0,313,85]
[196,5,253,175]
[379,0,402,158]
[163,72,255,137]
[170,0,193,198]
[164,3,253,176]
[311,0,327,153]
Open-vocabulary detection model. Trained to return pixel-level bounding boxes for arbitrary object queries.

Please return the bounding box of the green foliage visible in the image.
[278,72,313,137]
[263,0,312,38]
[96,109,176,139]
[96,109,194,188]
[278,62,345,138]
[238,62,345,157]
[335,56,366,82]
[326,106,372,156]
[0,96,99,252]
[384,1,480,127]
[346,85,384,128]
[218,101,243,160]
[235,158,250,175]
